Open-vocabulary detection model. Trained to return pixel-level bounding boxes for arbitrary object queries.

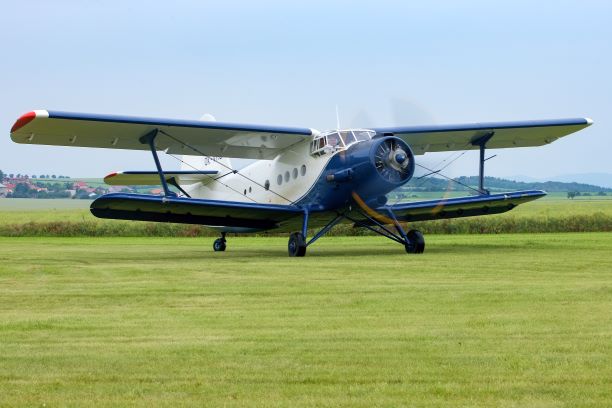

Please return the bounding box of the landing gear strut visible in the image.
[213,233,227,252]
[343,207,426,255]
[286,206,425,257]
[288,210,310,257]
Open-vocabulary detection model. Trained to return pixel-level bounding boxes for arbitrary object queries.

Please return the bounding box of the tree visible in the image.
[0,169,4,180]
[51,175,57,179]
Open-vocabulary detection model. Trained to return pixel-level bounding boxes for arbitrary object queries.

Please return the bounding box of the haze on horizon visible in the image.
[1,0,610,181]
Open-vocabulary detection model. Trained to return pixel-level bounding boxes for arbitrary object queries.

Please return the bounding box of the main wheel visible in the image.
[405,229,425,254]
[213,238,226,252]
[288,232,307,257]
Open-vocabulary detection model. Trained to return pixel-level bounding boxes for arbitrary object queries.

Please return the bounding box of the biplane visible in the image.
[10,110,592,256]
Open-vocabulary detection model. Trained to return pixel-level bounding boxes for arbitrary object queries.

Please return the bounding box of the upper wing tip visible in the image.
[10,109,49,133]
[585,117,594,126]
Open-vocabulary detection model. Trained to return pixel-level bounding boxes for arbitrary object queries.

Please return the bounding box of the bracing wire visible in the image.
[158,129,297,204]
[164,152,259,203]
[413,162,482,195]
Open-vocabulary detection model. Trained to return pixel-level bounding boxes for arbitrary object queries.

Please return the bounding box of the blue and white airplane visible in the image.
[10,110,592,256]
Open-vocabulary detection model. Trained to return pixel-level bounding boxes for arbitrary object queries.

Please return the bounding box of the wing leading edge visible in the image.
[10,110,316,160]
[375,118,592,155]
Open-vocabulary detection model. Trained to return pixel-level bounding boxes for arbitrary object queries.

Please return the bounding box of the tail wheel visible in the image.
[405,229,425,254]
[288,232,307,257]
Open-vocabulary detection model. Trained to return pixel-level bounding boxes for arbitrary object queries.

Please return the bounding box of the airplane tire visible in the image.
[405,229,425,254]
[288,232,307,257]
[213,238,226,252]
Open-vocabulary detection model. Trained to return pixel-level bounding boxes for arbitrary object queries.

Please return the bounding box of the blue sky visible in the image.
[1,0,610,179]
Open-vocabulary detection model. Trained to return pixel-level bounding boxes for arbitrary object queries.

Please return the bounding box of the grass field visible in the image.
[1,234,611,406]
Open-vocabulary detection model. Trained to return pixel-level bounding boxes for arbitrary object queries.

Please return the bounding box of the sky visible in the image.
[1,0,610,180]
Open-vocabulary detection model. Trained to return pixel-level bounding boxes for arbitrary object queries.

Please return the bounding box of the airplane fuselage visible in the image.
[182,130,416,212]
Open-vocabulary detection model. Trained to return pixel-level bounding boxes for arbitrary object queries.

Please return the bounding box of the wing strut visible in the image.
[471,131,495,195]
[139,129,177,197]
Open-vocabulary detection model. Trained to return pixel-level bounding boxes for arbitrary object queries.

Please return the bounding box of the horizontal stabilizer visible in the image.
[363,190,546,224]
[104,171,218,186]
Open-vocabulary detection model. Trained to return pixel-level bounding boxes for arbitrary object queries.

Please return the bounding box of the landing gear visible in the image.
[404,229,425,254]
[288,232,306,257]
[213,233,227,252]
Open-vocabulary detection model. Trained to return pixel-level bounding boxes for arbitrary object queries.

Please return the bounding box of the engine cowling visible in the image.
[316,136,416,209]
[343,136,416,202]
[371,137,415,184]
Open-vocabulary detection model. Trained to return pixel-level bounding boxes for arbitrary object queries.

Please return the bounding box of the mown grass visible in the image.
[0,234,611,406]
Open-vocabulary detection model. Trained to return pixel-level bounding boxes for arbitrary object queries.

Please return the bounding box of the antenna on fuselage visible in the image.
[335,104,341,130]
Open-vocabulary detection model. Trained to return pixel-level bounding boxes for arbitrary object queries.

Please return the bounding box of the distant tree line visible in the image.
[1,170,70,180]
[402,176,611,193]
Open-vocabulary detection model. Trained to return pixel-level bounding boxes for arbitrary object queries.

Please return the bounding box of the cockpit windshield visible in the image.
[310,129,376,156]
[339,131,356,145]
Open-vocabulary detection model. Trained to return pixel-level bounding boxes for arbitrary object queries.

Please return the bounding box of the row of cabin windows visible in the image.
[273,165,307,188]
[243,164,308,195]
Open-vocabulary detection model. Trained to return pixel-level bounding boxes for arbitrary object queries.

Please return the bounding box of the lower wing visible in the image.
[359,190,545,224]
[90,193,304,232]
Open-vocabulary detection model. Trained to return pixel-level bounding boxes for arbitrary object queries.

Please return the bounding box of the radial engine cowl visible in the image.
[370,137,415,184]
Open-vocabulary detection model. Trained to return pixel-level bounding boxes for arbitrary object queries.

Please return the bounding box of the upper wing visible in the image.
[374,118,592,155]
[10,110,315,159]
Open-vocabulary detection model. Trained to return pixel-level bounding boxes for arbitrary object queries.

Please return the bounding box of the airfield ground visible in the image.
[1,233,611,406]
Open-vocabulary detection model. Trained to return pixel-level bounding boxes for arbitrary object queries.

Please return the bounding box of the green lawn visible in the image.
[1,234,610,406]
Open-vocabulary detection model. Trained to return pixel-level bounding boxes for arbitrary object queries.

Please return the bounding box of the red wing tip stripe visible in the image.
[105,172,118,179]
[11,111,36,133]
[10,110,49,133]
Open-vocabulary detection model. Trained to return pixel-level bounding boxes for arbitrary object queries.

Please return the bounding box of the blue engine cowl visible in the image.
[326,136,415,202]
[348,136,415,199]
[299,137,415,210]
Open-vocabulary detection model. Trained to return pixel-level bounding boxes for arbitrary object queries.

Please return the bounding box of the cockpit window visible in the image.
[353,130,374,141]
[339,131,356,145]
[310,129,375,156]
[327,132,341,147]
